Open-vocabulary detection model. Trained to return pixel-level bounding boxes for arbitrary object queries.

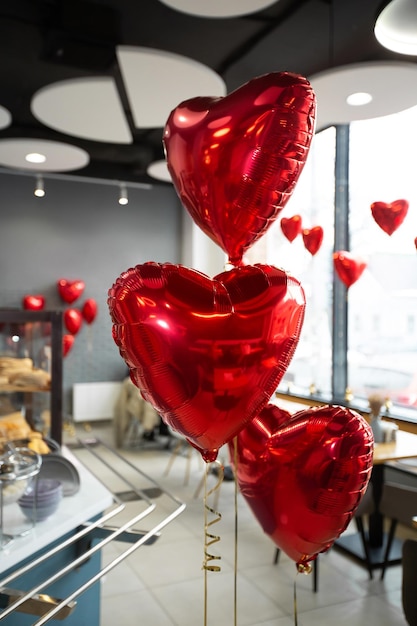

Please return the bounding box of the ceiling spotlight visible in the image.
[25,152,46,164]
[34,175,45,198]
[375,0,417,56]
[118,183,128,205]
[346,92,373,106]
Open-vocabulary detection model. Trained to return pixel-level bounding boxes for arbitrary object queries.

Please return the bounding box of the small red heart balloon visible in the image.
[82,298,98,324]
[280,215,302,242]
[302,226,323,255]
[230,404,373,569]
[164,72,316,266]
[64,308,83,335]
[63,334,75,357]
[108,262,306,461]
[333,251,367,288]
[57,279,85,304]
[22,294,45,310]
[370,199,409,236]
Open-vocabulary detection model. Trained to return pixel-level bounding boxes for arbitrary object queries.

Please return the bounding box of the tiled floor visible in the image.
[65,422,410,626]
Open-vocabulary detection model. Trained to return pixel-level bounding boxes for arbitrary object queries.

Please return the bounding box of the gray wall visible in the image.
[0,172,182,416]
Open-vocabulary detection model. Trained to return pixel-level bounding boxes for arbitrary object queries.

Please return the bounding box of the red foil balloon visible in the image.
[370,199,409,236]
[63,334,75,357]
[22,294,45,310]
[302,226,323,256]
[280,215,302,242]
[82,298,98,324]
[64,308,83,335]
[163,72,316,266]
[108,262,306,461]
[230,404,373,569]
[57,279,85,304]
[333,251,367,288]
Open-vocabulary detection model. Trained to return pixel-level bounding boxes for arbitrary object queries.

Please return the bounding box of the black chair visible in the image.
[402,539,417,625]
[378,482,417,580]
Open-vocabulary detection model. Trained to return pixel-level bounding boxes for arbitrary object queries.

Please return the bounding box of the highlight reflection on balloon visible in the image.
[164,71,316,266]
[108,262,306,461]
[230,404,373,569]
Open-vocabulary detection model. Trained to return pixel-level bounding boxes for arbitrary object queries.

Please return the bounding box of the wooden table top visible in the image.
[373,429,417,465]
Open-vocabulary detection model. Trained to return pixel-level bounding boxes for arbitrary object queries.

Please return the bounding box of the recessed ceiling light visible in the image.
[346,92,373,106]
[25,152,47,163]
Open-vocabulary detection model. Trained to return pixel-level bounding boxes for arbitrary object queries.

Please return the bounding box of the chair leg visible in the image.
[313,557,318,593]
[273,548,280,564]
[380,519,398,580]
[355,516,374,579]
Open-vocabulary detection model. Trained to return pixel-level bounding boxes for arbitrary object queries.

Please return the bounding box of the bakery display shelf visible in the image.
[0,386,50,394]
[0,439,186,625]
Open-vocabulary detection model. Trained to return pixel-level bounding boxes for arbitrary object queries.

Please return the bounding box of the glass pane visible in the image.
[348,106,417,415]
[247,126,336,398]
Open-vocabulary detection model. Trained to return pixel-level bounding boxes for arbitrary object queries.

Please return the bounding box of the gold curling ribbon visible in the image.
[202,460,223,572]
[294,562,313,625]
[202,460,223,626]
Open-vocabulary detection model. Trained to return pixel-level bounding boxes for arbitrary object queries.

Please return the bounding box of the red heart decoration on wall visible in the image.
[230,404,373,568]
[370,199,409,236]
[22,294,45,310]
[82,298,98,324]
[333,251,367,288]
[302,226,323,255]
[57,279,85,304]
[280,215,302,242]
[64,308,83,335]
[108,262,305,461]
[63,334,75,357]
[164,72,316,266]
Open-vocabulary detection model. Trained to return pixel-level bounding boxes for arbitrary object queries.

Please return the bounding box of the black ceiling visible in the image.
[0,0,405,185]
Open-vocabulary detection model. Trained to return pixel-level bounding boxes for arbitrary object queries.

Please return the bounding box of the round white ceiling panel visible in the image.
[147,159,172,182]
[0,139,89,171]
[309,62,417,131]
[116,46,227,129]
[31,77,133,143]
[158,0,279,18]
[0,105,12,130]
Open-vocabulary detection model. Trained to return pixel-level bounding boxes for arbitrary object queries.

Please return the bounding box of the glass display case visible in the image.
[0,309,63,446]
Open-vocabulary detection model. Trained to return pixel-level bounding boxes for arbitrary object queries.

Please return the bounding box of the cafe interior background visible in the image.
[2,0,417,625]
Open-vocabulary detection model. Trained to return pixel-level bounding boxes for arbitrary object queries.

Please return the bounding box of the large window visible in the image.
[249,107,417,422]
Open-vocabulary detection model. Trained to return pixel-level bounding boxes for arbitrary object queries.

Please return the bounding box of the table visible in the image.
[335,429,417,573]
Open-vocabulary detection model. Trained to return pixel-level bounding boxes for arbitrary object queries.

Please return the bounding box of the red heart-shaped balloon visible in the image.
[22,294,45,310]
[82,298,98,324]
[57,279,85,304]
[164,72,316,266]
[64,308,83,335]
[280,215,302,242]
[302,226,323,255]
[230,404,373,568]
[108,262,305,461]
[63,334,75,357]
[370,199,409,236]
[333,251,367,288]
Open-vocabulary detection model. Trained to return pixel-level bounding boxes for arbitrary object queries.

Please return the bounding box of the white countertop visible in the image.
[0,446,114,573]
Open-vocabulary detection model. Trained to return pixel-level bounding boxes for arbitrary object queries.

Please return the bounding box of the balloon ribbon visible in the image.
[203,460,223,626]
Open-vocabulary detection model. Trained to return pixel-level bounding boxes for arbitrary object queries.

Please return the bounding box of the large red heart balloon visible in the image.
[57,279,85,304]
[22,294,45,310]
[64,308,83,335]
[333,251,367,288]
[108,262,305,461]
[82,298,98,324]
[302,226,323,256]
[163,72,316,266]
[280,215,302,242]
[370,199,409,236]
[230,404,373,569]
